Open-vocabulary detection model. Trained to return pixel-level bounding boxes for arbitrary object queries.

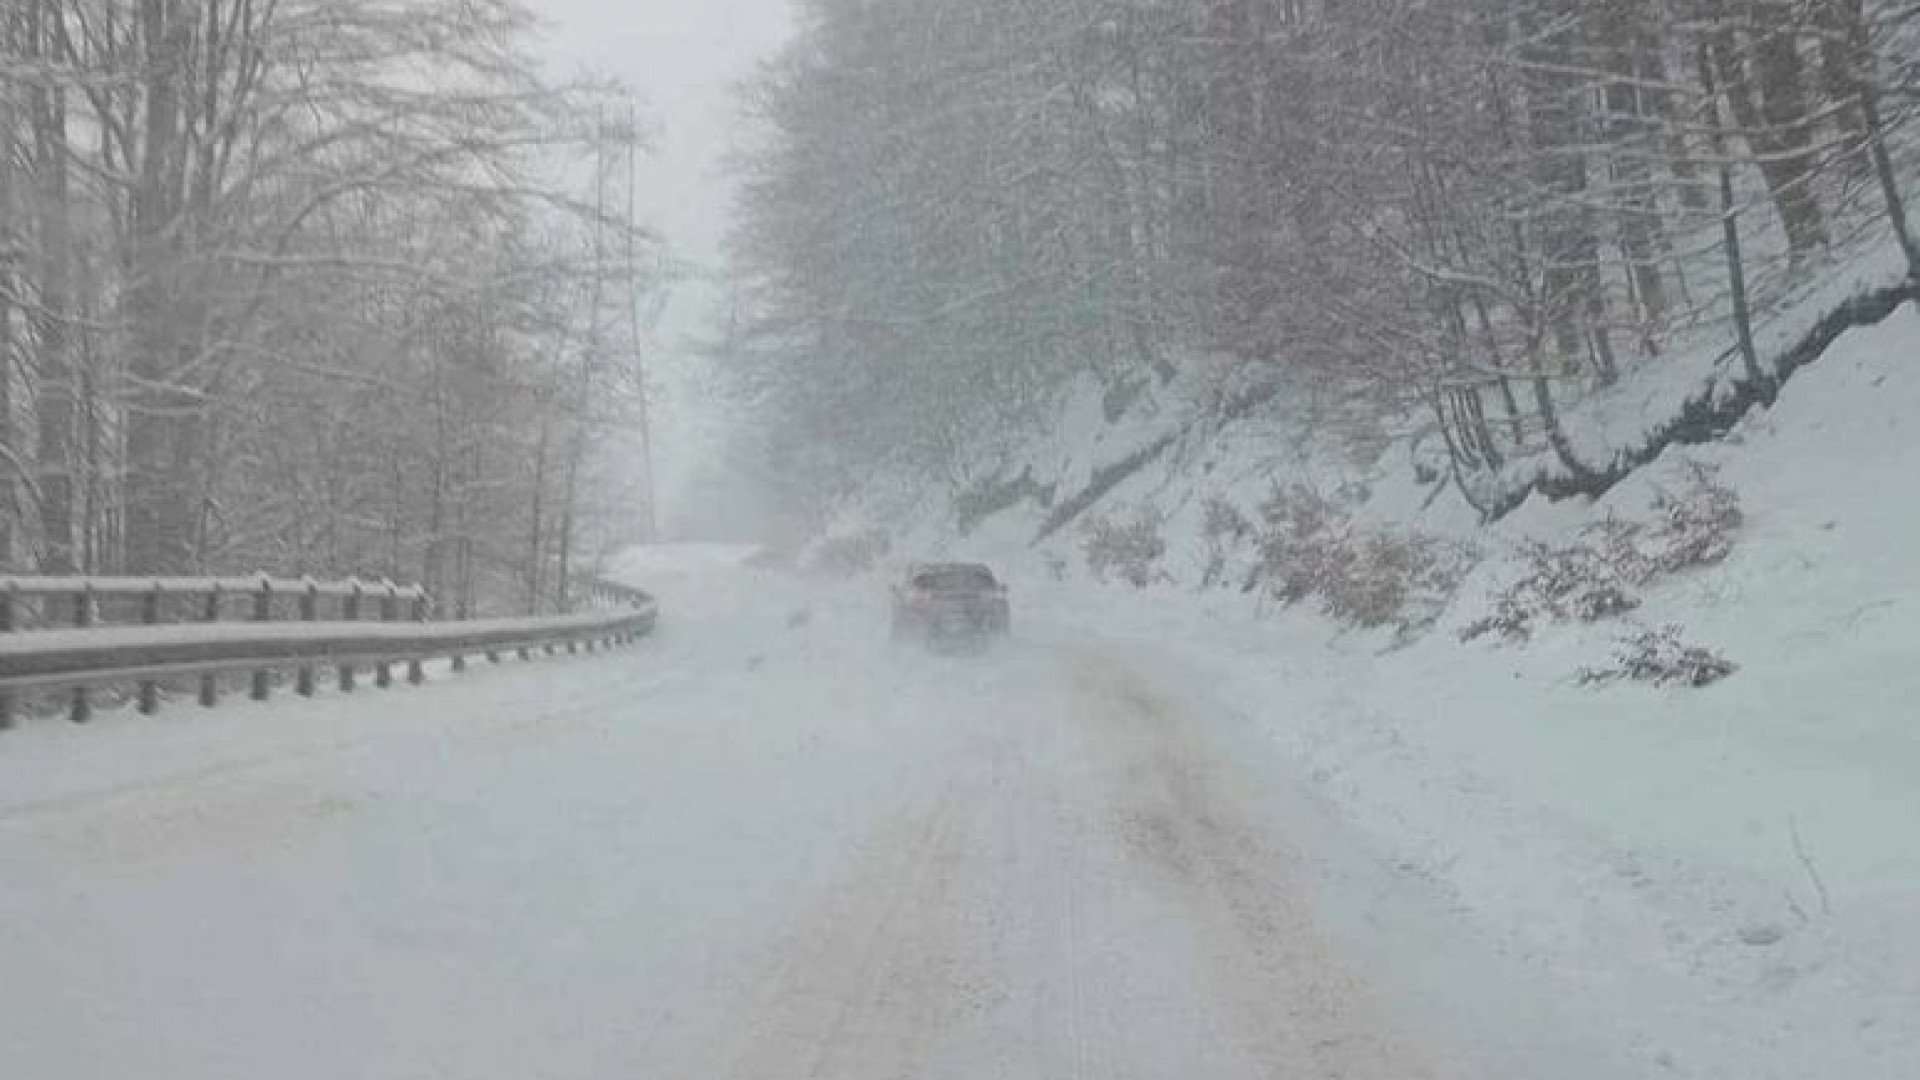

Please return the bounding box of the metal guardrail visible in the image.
[0,576,430,601]
[0,575,432,635]
[578,578,655,610]
[0,577,658,730]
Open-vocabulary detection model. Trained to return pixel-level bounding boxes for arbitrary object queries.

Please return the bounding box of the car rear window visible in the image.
[913,566,997,590]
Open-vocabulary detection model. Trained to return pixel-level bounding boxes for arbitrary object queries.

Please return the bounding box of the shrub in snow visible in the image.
[1378,534,1480,634]
[1579,626,1738,688]
[1321,534,1426,629]
[1254,485,1347,604]
[1200,497,1254,589]
[1461,540,1641,643]
[1253,484,1477,632]
[1589,464,1743,582]
[1082,508,1169,588]
[1462,461,1741,644]
[1646,462,1743,573]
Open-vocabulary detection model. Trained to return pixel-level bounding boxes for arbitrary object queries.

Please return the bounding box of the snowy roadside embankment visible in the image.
[1036,575,1920,1080]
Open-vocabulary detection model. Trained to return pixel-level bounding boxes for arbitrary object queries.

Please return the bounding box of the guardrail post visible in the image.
[0,581,16,730]
[70,584,93,722]
[376,583,397,688]
[339,582,361,692]
[138,584,163,715]
[251,579,273,701]
[297,582,319,697]
[200,586,221,707]
[408,592,428,685]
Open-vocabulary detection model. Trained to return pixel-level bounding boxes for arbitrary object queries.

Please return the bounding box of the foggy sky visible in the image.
[531,0,796,539]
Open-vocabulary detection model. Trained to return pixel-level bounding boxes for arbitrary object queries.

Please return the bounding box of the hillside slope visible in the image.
[812,296,1920,1078]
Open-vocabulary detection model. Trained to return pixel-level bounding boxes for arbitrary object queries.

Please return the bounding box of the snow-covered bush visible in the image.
[1463,461,1742,643]
[1253,484,1477,632]
[1320,534,1424,629]
[1579,626,1738,688]
[1200,497,1254,589]
[1363,533,1481,633]
[1083,508,1169,588]
[1254,485,1347,604]
[1461,540,1641,643]
[1647,462,1744,573]
[1592,464,1744,582]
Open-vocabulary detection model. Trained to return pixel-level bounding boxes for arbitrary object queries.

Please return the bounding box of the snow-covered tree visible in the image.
[0,0,659,611]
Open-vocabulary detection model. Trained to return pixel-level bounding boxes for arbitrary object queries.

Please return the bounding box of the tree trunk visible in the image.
[0,81,16,568]
[123,0,201,573]
[1469,295,1527,445]
[1712,15,1829,264]
[27,0,76,573]
[556,432,581,615]
[1530,350,1599,481]
[1815,0,1870,153]
[526,411,550,614]
[1599,7,1670,329]
[1521,12,1608,382]
[1700,44,1771,394]
[1826,0,1920,280]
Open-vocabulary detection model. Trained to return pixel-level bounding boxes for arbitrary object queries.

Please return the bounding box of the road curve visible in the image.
[0,562,1468,1080]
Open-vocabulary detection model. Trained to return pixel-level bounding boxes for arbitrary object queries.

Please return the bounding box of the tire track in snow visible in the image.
[699,783,976,1080]
[977,689,1116,1080]
[1066,653,1466,1080]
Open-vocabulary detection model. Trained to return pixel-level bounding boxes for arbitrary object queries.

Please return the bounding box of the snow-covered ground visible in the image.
[10,291,1920,1077]
[787,298,1920,1078]
[6,520,1917,1077]
[0,545,1486,1080]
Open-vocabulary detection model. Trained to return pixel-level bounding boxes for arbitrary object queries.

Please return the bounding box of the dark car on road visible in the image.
[890,562,1010,652]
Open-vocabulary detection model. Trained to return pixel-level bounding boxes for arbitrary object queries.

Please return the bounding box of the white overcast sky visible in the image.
[530,0,798,537]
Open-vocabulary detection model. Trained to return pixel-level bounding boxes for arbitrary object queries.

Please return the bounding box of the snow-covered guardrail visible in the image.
[579,579,655,610]
[0,574,433,635]
[0,575,657,730]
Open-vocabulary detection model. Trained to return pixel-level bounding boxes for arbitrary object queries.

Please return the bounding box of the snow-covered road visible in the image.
[0,552,1486,1080]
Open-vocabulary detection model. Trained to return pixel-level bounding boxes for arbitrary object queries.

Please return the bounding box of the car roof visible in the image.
[908,561,993,573]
